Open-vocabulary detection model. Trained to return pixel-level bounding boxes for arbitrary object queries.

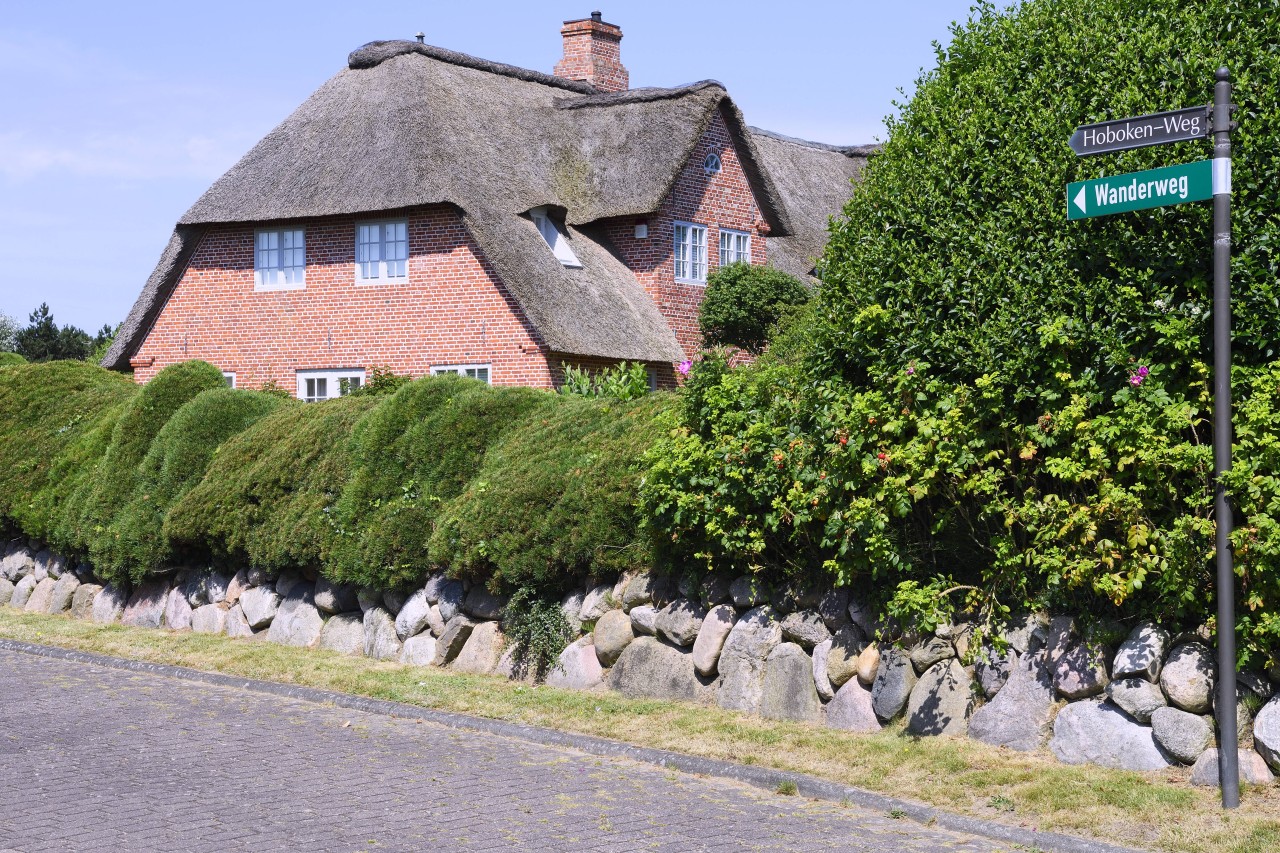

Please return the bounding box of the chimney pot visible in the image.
[554,12,628,93]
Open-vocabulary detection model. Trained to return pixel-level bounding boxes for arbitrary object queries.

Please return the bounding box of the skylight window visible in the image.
[530,208,582,268]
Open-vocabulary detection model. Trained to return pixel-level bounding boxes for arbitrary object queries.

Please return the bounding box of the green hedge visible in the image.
[0,360,669,596]
[643,0,1280,666]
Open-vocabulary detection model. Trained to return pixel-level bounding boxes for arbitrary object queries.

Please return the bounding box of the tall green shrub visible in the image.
[430,394,674,593]
[327,375,551,590]
[699,263,810,355]
[644,0,1280,664]
[95,388,287,584]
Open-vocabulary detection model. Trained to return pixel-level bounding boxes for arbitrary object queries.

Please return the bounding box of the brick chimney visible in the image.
[554,11,628,93]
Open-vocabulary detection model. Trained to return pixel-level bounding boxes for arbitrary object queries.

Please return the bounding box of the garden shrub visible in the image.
[165,395,372,571]
[559,361,651,401]
[430,393,675,593]
[327,375,552,590]
[698,263,811,355]
[0,352,26,367]
[95,388,287,584]
[0,360,136,546]
[78,361,228,572]
[644,0,1280,665]
[501,586,578,681]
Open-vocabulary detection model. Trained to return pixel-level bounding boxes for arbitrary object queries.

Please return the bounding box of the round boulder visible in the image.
[655,598,706,647]
[593,608,635,667]
[1159,642,1215,714]
[1149,706,1212,765]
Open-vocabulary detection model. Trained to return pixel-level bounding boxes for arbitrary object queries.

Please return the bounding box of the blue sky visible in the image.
[0,1,993,333]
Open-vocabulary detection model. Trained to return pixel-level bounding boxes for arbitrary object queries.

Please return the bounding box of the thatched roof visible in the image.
[748,128,877,281]
[105,39,868,371]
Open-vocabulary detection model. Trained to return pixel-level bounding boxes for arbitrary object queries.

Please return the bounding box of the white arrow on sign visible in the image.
[1073,185,1088,214]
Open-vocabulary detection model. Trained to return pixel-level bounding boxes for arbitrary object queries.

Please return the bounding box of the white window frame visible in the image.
[703,150,722,174]
[296,368,366,402]
[530,207,582,268]
[673,222,708,284]
[222,372,236,388]
[719,228,752,266]
[254,228,306,291]
[431,364,492,384]
[355,219,409,284]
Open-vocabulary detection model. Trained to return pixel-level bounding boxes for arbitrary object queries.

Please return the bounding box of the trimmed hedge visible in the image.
[0,360,670,596]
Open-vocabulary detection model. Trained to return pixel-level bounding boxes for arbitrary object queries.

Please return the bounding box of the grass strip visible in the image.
[2,609,1278,853]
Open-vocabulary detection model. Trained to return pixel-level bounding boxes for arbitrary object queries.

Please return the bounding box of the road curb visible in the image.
[0,637,1144,853]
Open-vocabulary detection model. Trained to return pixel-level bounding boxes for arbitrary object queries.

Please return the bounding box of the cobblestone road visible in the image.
[0,649,1005,852]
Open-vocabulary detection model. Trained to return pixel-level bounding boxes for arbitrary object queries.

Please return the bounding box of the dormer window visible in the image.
[531,207,582,268]
[703,151,722,174]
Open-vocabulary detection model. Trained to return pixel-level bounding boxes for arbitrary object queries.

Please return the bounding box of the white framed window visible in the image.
[356,219,409,283]
[296,368,366,402]
[530,207,582,268]
[719,229,752,266]
[255,228,306,290]
[431,364,492,384]
[703,151,722,174]
[673,222,707,283]
[221,372,236,388]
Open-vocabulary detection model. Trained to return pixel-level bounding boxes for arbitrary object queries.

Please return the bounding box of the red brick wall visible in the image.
[601,105,767,359]
[131,206,558,391]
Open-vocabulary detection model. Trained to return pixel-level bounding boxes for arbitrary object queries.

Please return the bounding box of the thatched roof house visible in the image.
[105,14,871,394]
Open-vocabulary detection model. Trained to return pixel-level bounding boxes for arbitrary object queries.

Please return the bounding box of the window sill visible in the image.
[674,278,707,287]
[254,282,307,292]
[354,277,409,287]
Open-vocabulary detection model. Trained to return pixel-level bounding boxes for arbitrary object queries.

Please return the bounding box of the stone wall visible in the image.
[3,539,1278,789]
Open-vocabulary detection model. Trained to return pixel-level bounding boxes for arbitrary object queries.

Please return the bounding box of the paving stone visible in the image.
[0,648,1005,852]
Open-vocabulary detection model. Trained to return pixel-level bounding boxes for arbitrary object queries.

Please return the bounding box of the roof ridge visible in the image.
[555,80,726,109]
[747,125,880,157]
[348,40,597,94]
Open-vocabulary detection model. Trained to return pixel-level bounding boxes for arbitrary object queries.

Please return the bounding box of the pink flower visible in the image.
[677,360,692,377]
[905,366,915,375]
[1129,365,1150,386]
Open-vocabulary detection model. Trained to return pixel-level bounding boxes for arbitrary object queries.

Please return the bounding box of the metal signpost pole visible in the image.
[1211,66,1239,809]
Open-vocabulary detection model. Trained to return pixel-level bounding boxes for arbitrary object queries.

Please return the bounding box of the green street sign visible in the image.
[1066,159,1212,220]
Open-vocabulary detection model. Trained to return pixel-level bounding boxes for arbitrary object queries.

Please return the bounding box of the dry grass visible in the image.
[2,608,1278,852]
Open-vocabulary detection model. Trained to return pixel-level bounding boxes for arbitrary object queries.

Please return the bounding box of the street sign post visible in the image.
[1069,105,1209,156]
[1066,160,1212,220]
[1067,71,1239,809]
